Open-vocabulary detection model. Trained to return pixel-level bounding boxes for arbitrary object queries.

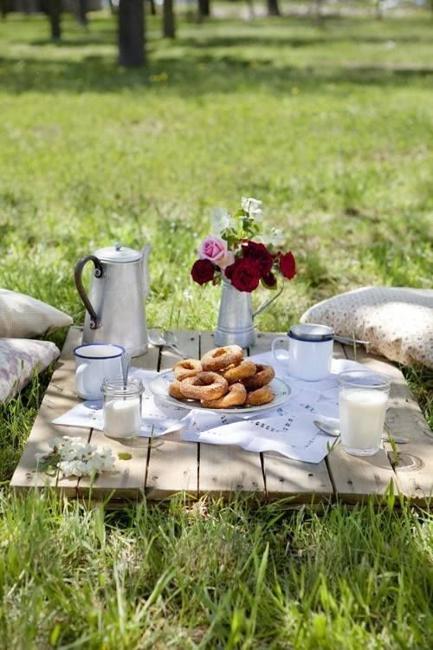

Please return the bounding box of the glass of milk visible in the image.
[338,370,391,456]
[102,378,143,439]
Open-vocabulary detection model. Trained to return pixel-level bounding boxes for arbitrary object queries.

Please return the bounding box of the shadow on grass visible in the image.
[1,51,433,95]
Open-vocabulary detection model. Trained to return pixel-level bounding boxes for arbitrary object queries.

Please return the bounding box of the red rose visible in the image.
[262,272,277,288]
[242,240,273,277]
[229,257,261,293]
[279,252,296,280]
[191,259,215,285]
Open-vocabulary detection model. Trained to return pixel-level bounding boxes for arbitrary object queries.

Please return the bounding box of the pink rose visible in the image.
[199,236,227,263]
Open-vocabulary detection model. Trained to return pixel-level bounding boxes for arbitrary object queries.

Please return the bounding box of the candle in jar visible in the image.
[103,397,141,438]
[339,388,388,455]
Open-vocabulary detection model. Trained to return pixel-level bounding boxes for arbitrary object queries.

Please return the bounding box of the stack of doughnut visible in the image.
[168,345,275,409]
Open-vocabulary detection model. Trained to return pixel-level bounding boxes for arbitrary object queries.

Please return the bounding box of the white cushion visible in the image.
[301,287,433,369]
[0,289,72,338]
[0,339,60,402]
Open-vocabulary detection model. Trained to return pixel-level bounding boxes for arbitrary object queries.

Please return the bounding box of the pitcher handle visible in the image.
[74,255,103,330]
[252,285,284,319]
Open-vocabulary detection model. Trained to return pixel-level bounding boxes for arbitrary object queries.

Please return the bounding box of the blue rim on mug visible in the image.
[288,324,334,343]
[73,342,125,360]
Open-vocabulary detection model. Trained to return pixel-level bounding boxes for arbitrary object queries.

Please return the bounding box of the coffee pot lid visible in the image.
[95,243,142,263]
[289,323,334,342]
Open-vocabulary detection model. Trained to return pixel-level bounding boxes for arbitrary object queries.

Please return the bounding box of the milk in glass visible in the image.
[339,388,388,455]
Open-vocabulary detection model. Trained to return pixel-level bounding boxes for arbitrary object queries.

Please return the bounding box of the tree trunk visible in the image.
[77,0,88,26]
[0,0,8,19]
[162,0,175,37]
[118,0,145,67]
[48,0,62,40]
[375,0,383,19]
[197,0,209,19]
[149,0,156,14]
[245,0,255,19]
[266,0,280,16]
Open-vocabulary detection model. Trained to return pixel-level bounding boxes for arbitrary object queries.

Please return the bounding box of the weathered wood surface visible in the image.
[250,332,333,502]
[343,343,433,503]
[324,342,399,503]
[10,328,433,504]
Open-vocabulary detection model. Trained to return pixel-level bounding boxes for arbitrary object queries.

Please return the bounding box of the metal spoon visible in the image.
[314,417,340,438]
[121,352,130,388]
[148,330,187,358]
[314,417,409,444]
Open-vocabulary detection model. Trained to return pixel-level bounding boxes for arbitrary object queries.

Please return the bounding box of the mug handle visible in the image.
[272,336,290,363]
[75,362,89,398]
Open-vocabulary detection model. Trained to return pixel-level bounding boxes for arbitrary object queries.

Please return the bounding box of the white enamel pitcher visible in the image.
[74,243,150,357]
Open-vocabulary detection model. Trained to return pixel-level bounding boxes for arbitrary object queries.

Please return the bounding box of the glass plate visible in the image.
[148,371,291,415]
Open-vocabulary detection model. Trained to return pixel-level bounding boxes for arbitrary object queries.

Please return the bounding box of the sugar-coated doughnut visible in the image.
[223,360,256,384]
[180,371,228,401]
[201,383,247,409]
[174,358,202,381]
[169,380,186,400]
[246,386,274,406]
[243,364,275,390]
[201,345,243,372]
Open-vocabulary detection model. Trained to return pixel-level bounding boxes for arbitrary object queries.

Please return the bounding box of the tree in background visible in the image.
[0,0,10,19]
[266,0,280,16]
[76,0,88,26]
[162,0,175,37]
[197,0,210,20]
[118,0,145,66]
[48,0,62,39]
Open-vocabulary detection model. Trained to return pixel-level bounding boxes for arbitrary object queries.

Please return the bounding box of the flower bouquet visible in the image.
[190,197,296,346]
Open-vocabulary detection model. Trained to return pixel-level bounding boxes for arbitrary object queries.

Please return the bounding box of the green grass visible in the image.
[0,9,433,647]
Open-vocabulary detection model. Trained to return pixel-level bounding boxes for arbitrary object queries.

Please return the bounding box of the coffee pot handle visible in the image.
[74,255,103,330]
[252,286,284,319]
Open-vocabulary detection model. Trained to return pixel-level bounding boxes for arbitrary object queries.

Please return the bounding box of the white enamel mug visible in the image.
[74,343,125,400]
[272,324,334,381]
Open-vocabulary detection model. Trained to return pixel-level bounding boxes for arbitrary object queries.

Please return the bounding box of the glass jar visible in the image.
[338,370,390,456]
[102,378,143,439]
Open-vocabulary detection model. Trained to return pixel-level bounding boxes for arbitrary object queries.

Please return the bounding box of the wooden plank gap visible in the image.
[324,455,337,499]
[259,452,268,499]
[72,427,96,498]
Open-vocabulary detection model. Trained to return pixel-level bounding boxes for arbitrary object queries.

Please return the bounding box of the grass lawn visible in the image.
[0,8,433,647]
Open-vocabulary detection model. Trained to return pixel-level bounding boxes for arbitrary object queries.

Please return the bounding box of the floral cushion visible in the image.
[0,288,72,338]
[301,287,433,369]
[0,339,60,402]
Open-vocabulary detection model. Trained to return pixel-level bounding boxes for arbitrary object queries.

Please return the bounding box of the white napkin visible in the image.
[52,357,366,463]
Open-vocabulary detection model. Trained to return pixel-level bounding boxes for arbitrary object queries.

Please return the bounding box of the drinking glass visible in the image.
[102,378,143,439]
[338,370,390,456]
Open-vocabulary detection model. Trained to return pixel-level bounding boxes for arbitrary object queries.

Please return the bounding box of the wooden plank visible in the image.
[325,342,398,502]
[144,330,200,500]
[146,439,198,499]
[11,327,90,492]
[198,331,266,497]
[262,452,333,503]
[78,333,161,500]
[343,344,433,503]
[198,443,264,496]
[76,431,149,501]
[249,331,333,502]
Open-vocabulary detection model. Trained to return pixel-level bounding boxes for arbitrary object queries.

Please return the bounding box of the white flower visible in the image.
[211,207,233,235]
[266,228,285,248]
[50,436,115,477]
[241,197,263,220]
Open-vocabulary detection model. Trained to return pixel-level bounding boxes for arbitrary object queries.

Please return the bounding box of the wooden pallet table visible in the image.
[10,327,433,505]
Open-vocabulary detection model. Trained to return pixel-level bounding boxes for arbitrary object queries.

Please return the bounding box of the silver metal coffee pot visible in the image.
[74,243,150,357]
